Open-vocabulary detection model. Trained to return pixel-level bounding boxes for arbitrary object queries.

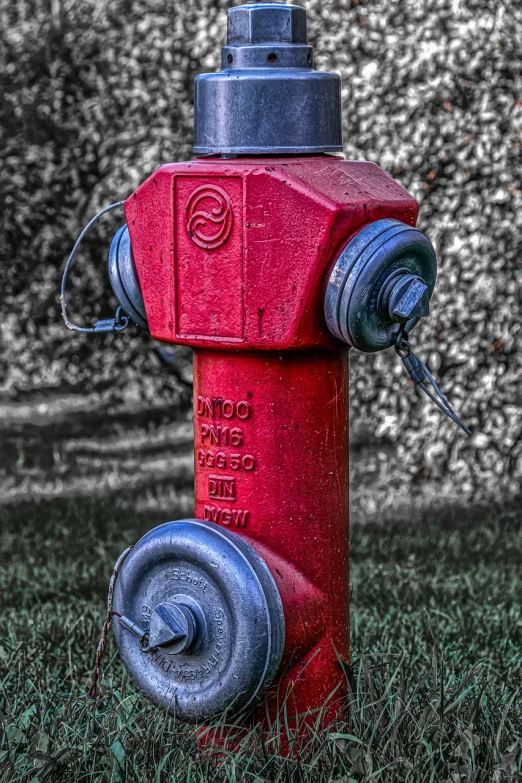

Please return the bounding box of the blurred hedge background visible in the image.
[0,0,521,520]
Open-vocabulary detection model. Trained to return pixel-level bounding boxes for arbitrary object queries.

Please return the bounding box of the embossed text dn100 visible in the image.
[197,396,252,420]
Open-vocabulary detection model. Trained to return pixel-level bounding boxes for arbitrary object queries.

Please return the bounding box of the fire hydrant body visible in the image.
[120,157,418,720]
[62,0,462,734]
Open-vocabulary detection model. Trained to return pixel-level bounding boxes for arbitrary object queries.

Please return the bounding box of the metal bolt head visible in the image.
[148,601,197,654]
[388,274,430,324]
[194,1,342,155]
[228,3,307,45]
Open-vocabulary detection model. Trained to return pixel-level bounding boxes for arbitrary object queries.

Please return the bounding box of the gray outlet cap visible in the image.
[112,519,285,721]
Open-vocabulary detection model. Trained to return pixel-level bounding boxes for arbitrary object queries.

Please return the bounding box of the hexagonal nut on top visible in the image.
[227,3,307,45]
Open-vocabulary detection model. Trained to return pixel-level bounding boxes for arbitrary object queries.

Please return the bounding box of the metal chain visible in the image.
[88,544,133,699]
[60,201,130,334]
[394,325,472,437]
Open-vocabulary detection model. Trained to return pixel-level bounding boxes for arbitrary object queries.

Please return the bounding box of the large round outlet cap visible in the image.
[325,219,437,353]
[112,519,285,721]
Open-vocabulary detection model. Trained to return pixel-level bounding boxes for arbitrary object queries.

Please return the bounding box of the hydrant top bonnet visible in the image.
[193,2,343,156]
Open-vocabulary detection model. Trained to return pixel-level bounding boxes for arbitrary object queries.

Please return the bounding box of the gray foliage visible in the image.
[0,0,520,519]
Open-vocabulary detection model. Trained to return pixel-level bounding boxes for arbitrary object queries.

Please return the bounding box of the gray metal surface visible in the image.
[146,601,197,653]
[325,219,437,353]
[108,224,148,330]
[112,519,285,721]
[380,272,430,324]
[193,2,342,155]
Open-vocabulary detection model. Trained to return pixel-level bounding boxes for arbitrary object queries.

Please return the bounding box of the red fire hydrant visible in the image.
[62,0,469,739]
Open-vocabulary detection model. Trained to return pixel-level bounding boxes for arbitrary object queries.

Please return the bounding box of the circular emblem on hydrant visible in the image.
[186,185,233,250]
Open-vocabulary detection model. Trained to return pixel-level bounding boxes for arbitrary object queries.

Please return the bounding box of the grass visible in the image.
[1,496,522,781]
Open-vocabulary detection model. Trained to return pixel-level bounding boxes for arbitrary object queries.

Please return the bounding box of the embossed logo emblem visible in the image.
[186,185,233,250]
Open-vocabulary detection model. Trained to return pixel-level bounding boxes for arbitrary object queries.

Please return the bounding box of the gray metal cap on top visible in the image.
[193,2,343,156]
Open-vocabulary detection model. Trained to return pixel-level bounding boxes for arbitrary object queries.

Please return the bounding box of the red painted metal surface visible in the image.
[125,155,419,726]
[194,348,349,722]
[125,157,418,351]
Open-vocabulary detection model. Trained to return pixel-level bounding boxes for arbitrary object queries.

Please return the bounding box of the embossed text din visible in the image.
[208,475,236,501]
